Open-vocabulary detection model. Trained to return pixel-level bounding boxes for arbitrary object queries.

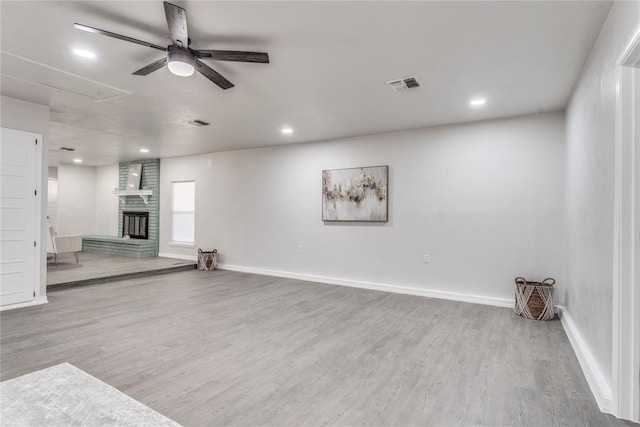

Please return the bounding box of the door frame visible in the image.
[612,26,640,423]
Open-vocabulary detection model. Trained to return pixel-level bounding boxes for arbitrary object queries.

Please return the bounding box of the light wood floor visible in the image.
[1,270,631,426]
[47,252,194,287]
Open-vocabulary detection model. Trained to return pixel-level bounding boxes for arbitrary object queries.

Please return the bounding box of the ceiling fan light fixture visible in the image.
[168,60,194,77]
[167,46,195,77]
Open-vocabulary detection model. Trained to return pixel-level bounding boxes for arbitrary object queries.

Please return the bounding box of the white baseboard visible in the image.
[216,263,514,308]
[158,252,197,262]
[558,306,614,414]
[0,297,48,312]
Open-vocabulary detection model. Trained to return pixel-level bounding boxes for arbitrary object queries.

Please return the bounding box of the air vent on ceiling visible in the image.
[387,76,422,92]
[184,119,210,127]
[48,146,76,152]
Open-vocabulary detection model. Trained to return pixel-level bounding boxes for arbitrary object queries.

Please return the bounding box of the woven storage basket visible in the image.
[197,248,217,271]
[514,277,555,320]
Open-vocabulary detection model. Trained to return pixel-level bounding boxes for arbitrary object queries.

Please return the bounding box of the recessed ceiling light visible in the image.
[73,48,96,59]
[281,127,294,135]
[73,158,82,163]
[469,98,487,107]
[139,148,149,153]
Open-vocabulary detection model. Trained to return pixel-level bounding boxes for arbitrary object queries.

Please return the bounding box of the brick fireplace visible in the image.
[82,159,160,258]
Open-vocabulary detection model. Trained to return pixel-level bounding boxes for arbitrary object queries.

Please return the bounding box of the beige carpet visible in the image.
[0,363,180,427]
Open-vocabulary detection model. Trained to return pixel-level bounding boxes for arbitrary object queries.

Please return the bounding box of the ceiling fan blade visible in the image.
[163,2,189,48]
[132,57,168,75]
[196,50,269,63]
[195,59,234,90]
[74,23,167,52]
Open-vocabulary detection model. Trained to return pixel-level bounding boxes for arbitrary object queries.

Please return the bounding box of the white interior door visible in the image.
[0,127,40,307]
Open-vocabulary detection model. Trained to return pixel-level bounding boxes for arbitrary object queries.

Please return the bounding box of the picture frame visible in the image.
[126,163,142,190]
[322,165,388,222]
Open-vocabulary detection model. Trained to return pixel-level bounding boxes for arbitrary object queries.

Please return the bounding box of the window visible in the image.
[171,181,195,244]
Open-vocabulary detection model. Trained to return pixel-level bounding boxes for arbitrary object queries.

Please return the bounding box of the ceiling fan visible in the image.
[74,1,269,90]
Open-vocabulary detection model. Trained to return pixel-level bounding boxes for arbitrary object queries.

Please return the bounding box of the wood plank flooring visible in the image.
[1,270,631,426]
[47,252,195,287]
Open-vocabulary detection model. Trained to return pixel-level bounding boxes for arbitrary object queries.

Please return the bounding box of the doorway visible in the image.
[47,168,58,230]
[613,29,640,423]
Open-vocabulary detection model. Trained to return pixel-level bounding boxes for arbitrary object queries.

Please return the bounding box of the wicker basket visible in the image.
[197,248,217,271]
[514,277,555,320]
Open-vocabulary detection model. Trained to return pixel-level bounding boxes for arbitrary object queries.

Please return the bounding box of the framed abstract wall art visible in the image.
[322,165,388,222]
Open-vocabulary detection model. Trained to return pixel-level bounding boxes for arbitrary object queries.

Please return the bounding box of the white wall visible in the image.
[55,163,119,237]
[0,95,50,300]
[57,164,97,236]
[564,0,640,397]
[160,111,565,303]
[95,165,119,236]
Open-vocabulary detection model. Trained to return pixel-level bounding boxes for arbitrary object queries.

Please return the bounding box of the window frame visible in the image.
[169,180,196,247]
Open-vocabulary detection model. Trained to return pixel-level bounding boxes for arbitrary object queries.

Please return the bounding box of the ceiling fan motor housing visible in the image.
[167,45,196,76]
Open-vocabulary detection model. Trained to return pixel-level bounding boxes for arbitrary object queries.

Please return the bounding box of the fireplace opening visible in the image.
[123,211,149,239]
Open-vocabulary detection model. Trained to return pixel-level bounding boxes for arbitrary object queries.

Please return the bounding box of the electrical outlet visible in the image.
[423,254,430,263]
[297,245,303,253]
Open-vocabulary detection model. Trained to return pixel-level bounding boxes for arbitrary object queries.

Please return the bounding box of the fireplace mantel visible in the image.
[112,189,153,204]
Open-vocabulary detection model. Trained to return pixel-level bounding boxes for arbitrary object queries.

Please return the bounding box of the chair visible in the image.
[47,226,82,265]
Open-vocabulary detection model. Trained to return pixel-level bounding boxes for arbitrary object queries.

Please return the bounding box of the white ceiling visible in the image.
[1,1,611,167]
